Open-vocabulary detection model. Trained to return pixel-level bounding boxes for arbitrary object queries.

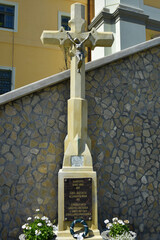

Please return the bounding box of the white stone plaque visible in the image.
[71,156,84,167]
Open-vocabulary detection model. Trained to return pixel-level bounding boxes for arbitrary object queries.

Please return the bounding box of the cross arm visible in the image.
[40,27,71,47]
[86,28,114,49]
[41,27,114,50]
[65,28,114,49]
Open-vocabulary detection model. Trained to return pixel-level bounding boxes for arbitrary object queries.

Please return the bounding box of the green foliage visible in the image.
[104,217,130,238]
[20,209,57,240]
[109,222,129,237]
[23,220,53,240]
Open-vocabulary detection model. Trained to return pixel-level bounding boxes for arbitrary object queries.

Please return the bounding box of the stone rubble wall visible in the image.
[86,46,160,240]
[0,45,160,240]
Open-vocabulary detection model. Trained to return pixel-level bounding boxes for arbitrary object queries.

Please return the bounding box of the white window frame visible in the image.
[0,0,18,32]
[58,11,70,30]
[0,66,15,92]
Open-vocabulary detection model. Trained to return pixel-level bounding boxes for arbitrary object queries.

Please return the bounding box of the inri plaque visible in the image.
[64,178,92,221]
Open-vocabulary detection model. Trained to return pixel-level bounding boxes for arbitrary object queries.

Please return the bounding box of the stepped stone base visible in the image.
[56,229,103,240]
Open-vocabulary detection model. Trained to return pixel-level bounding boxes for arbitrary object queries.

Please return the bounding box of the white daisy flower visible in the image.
[118,220,124,225]
[26,226,31,230]
[41,216,48,221]
[112,217,118,222]
[37,223,42,227]
[104,219,109,224]
[35,229,41,236]
[47,222,52,227]
[22,223,28,229]
[45,219,51,224]
[107,223,113,229]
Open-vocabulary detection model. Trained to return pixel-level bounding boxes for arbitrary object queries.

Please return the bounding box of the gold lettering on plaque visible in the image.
[64,178,92,221]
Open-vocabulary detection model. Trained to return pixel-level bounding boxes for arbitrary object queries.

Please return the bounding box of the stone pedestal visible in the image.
[56,169,102,240]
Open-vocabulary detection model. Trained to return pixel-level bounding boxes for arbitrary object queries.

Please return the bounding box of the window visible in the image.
[0,69,13,94]
[61,15,70,31]
[0,1,18,31]
[0,4,14,29]
[58,11,70,31]
[0,67,15,94]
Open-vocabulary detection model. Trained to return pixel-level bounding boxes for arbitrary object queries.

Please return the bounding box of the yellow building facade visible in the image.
[144,0,160,9]
[0,0,159,93]
[144,0,160,40]
[0,0,91,92]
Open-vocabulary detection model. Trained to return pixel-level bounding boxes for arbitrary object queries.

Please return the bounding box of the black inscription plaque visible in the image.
[64,178,92,221]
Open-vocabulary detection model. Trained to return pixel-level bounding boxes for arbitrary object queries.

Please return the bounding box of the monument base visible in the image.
[56,229,103,240]
[57,169,102,240]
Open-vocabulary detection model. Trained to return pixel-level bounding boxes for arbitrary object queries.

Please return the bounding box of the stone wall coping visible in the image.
[0,36,160,106]
[86,36,160,71]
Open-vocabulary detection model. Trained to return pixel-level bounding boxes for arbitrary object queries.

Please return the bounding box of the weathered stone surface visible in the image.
[32,171,43,182]
[5,105,17,116]
[2,202,10,213]
[33,104,42,114]
[141,176,148,184]
[1,144,10,154]
[30,148,39,155]
[38,164,48,174]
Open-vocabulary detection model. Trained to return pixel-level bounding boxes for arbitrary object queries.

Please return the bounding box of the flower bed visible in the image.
[101,217,136,240]
[19,209,57,240]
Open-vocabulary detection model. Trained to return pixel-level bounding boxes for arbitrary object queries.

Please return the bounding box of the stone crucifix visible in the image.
[41,3,114,170]
[41,3,114,240]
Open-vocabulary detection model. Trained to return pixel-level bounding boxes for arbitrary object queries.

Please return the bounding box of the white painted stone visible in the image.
[105,0,144,13]
[92,0,160,58]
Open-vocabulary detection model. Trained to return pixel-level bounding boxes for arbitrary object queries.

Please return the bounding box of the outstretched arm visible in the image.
[67,32,76,45]
[81,32,91,45]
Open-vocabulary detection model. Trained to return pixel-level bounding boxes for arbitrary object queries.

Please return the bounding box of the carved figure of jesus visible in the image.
[67,32,91,72]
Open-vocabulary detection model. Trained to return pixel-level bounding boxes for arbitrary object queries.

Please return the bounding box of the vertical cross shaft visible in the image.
[69,3,86,99]
[63,3,92,169]
[40,3,114,169]
[40,3,114,239]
